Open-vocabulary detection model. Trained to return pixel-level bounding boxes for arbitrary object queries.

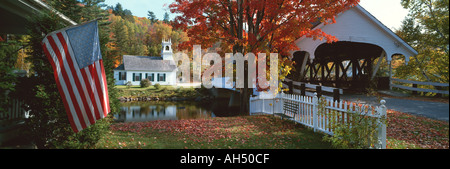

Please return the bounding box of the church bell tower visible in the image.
[161,38,173,61]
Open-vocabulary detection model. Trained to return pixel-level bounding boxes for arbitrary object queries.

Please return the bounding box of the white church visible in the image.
[114,39,178,86]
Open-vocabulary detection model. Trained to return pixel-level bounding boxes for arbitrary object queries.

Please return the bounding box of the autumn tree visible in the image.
[145,21,188,56]
[395,0,449,85]
[171,0,358,55]
[109,15,150,61]
[170,0,359,112]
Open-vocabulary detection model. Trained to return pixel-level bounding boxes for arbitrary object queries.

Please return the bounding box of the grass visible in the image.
[115,85,201,98]
[96,110,449,149]
[95,115,333,149]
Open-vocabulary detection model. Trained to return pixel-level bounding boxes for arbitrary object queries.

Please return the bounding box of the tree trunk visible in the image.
[235,0,249,114]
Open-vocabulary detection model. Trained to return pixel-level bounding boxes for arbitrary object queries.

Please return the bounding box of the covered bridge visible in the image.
[289,4,418,91]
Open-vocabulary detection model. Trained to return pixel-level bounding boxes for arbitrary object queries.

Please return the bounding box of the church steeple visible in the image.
[161,38,173,61]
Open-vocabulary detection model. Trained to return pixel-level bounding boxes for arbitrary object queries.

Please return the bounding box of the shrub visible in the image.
[0,43,19,113]
[175,87,182,93]
[320,98,386,149]
[140,79,151,88]
[160,86,166,92]
[154,83,161,90]
[195,84,210,96]
[126,81,132,89]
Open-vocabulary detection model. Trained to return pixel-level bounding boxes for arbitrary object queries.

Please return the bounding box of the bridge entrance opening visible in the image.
[291,41,385,91]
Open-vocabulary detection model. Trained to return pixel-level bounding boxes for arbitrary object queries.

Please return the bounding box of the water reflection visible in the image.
[115,101,216,122]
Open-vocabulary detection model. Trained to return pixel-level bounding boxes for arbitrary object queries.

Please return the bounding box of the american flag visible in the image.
[41,20,110,133]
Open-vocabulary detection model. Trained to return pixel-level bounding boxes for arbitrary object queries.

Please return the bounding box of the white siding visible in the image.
[292,5,417,63]
[114,70,177,86]
[114,70,127,85]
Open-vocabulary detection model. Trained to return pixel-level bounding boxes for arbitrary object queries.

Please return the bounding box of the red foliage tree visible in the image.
[169,0,359,113]
[169,0,360,56]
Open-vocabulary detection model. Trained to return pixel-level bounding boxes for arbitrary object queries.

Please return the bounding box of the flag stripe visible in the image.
[85,66,105,119]
[95,61,109,116]
[43,39,82,131]
[42,42,79,133]
[99,59,110,113]
[84,67,105,119]
[49,34,91,127]
[46,35,87,130]
[56,33,96,125]
[80,67,102,120]
[60,31,100,122]
[42,20,110,133]
[89,63,107,117]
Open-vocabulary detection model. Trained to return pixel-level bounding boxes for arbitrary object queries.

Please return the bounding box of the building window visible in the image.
[118,72,126,80]
[146,73,154,81]
[132,73,142,82]
[157,73,166,82]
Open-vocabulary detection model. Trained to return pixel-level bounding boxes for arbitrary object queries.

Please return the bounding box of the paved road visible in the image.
[340,92,449,122]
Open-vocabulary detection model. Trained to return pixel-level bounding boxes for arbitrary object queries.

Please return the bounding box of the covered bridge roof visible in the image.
[293,4,418,64]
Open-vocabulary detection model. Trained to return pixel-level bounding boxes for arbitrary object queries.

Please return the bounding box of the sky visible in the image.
[103,0,410,30]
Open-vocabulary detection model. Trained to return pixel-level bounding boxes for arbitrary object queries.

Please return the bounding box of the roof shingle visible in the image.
[118,55,177,72]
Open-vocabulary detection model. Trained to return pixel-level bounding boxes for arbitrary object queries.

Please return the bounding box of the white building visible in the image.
[288,4,418,90]
[114,39,178,86]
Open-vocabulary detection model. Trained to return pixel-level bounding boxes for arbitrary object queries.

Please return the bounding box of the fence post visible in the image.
[278,92,284,114]
[288,81,294,94]
[249,96,254,115]
[300,83,306,96]
[249,97,252,115]
[377,100,387,149]
[412,84,418,95]
[333,88,340,102]
[316,86,322,98]
[313,92,319,132]
[262,98,265,114]
[281,92,285,114]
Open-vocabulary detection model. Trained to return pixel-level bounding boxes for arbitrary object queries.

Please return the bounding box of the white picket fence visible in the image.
[250,92,387,149]
[0,98,29,121]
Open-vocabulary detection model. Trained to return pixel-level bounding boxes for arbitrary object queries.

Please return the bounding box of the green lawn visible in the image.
[96,115,333,149]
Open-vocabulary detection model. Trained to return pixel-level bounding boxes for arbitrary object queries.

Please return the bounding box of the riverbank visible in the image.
[115,85,212,102]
